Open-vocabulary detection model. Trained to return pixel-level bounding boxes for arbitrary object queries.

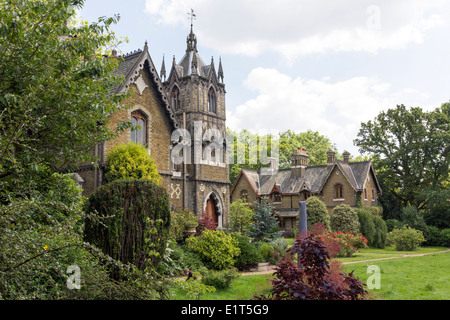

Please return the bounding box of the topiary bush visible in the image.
[186,229,240,270]
[306,196,331,231]
[84,179,171,274]
[105,143,161,184]
[387,227,426,251]
[330,204,360,234]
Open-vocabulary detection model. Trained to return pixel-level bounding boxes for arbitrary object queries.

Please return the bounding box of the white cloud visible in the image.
[144,0,448,59]
[227,67,435,154]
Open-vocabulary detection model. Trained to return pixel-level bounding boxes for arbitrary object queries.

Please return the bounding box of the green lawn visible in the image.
[170,246,450,300]
[342,251,450,300]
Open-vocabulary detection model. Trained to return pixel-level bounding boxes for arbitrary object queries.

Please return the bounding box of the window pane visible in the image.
[131,118,136,142]
[137,119,145,144]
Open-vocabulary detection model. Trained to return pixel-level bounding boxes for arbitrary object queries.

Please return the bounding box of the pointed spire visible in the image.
[218,56,224,82]
[160,54,166,81]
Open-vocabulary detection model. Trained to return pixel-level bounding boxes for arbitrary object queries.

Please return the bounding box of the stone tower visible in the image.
[161,23,229,228]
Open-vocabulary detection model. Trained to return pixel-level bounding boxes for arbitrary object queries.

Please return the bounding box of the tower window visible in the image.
[171,86,180,111]
[208,87,217,113]
[131,110,147,146]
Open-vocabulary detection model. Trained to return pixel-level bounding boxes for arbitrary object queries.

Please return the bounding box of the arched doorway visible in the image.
[205,195,218,223]
[203,191,223,229]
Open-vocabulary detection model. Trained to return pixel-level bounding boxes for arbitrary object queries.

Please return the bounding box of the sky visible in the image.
[80,0,450,156]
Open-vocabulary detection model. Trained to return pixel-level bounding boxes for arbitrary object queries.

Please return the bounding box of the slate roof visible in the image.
[110,45,180,130]
[237,160,380,196]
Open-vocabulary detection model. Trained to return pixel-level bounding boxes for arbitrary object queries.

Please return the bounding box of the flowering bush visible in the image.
[317,231,368,257]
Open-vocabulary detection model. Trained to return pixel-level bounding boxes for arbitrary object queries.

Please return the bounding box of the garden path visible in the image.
[239,249,450,276]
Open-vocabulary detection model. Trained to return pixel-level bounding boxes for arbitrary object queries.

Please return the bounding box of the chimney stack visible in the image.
[343,151,350,163]
[291,147,309,177]
[327,150,336,165]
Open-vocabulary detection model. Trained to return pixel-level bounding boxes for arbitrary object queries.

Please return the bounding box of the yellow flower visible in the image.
[43,245,49,251]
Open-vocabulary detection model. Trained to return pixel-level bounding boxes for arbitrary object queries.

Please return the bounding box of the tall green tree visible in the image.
[0,0,129,199]
[278,129,337,168]
[354,103,449,219]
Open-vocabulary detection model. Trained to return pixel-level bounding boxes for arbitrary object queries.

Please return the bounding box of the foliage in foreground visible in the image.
[256,235,368,300]
[186,230,241,270]
[105,143,161,184]
[0,175,165,299]
[84,179,171,274]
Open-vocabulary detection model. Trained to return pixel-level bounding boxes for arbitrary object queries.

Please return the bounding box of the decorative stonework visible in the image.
[171,183,182,199]
[134,75,148,95]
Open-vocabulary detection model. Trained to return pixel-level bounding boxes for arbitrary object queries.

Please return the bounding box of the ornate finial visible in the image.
[161,54,166,81]
[186,9,198,52]
[144,40,148,49]
[218,56,224,82]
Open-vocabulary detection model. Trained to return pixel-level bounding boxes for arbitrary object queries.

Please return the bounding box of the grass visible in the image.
[170,245,450,300]
[170,273,274,300]
[342,251,450,300]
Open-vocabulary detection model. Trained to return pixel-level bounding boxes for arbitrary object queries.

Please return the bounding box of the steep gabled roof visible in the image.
[232,160,382,197]
[113,43,180,130]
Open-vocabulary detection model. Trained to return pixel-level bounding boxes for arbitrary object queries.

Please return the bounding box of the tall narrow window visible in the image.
[241,190,248,202]
[334,184,343,199]
[364,188,368,200]
[131,110,147,146]
[208,87,217,113]
[171,86,180,111]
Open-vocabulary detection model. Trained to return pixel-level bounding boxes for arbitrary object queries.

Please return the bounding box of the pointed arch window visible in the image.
[208,87,217,113]
[171,86,181,111]
[240,190,248,202]
[131,110,147,146]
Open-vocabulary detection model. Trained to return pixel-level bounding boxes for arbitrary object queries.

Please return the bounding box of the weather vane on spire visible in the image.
[188,9,196,28]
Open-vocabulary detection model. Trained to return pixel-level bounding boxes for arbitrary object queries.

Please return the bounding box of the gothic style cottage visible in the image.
[76,25,230,227]
[230,148,382,231]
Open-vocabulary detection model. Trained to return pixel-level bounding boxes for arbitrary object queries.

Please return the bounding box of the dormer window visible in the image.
[273,192,282,203]
[208,87,217,113]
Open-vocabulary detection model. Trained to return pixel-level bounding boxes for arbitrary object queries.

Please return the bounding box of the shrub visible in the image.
[196,213,218,235]
[228,199,254,235]
[105,143,161,184]
[0,175,161,299]
[386,218,404,232]
[256,236,368,300]
[330,204,360,234]
[249,197,282,242]
[316,231,368,257]
[201,269,240,290]
[186,230,240,270]
[387,227,426,251]
[170,209,198,242]
[231,233,262,271]
[356,208,387,248]
[306,196,330,231]
[424,226,450,247]
[372,215,388,248]
[84,179,171,273]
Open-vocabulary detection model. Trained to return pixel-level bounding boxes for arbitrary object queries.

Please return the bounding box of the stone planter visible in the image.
[186,225,197,236]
